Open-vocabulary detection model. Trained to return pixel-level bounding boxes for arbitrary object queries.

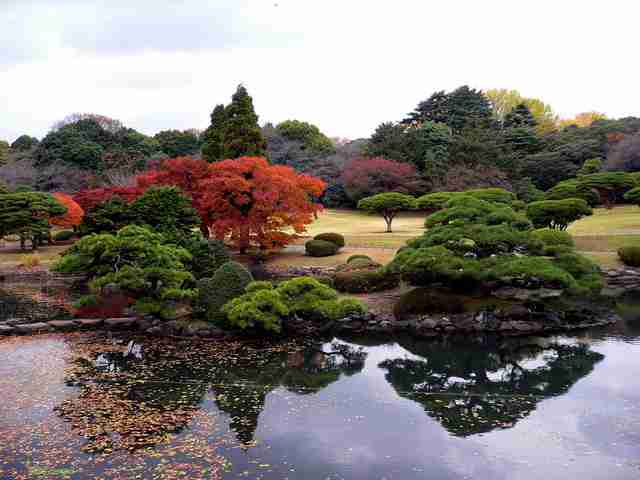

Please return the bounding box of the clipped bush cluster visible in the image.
[334,256,399,293]
[618,246,640,267]
[415,188,514,212]
[183,237,231,280]
[53,230,75,241]
[221,277,367,333]
[386,192,602,295]
[545,179,600,206]
[347,254,373,263]
[195,261,253,323]
[314,232,345,248]
[305,239,340,257]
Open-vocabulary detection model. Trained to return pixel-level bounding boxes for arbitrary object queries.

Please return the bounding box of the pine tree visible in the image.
[222,85,267,159]
[504,102,537,129]
[201,104,226,162]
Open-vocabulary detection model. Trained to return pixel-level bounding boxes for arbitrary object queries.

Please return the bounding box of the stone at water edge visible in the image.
[14,322,54,334]
[104,317,137,330]
[0,325,15,335]
[76,318,104,328]
[48,320,79,331]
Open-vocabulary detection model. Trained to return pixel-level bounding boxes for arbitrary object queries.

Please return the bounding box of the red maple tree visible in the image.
[199,157,325,252]
[50,192,85,228]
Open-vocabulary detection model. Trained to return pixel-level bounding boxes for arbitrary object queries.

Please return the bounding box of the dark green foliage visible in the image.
[531,228,575,248]
[489,256,576,290]
[337,258,381,270]
[347,254,373,263]
[526,199,592,230]
[404,86,492,133]
[623,187,640,205]
[365,122,409,163]
[512,200,526,211]
[0,191,67,249]
[35,118,160,170]
[196,261,253,323]
[512,177,545,203]
[222,277,366,333]
[416,189,513,213]
[553,253,603,293]
[154,130,200,157]
[53,225,194,318]
[79,197,132,236]
[182,237,231,280]
[129,186,200,239]
[412,121,451,179]
[202,85,267,161]
[305,239,339,257]
[357,192,416,233]
[545,179,600,206]
[503,103,537,128]
[10,135,39,151]
[618,246,640,267]
[53,230,75,241]
[465,188,515,205]
[577,158,602,175]
[314,232,345,248]
[276,120,335,154]
[576,172,637,207]
[201,105,226,162]
[334,267,399,293]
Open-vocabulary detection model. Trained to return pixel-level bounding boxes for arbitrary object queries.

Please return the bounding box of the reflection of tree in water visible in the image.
[379,336,604,436]
[209,341,367,444]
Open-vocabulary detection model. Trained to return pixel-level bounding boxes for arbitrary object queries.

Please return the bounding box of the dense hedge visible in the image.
[334,258,398,293]
[531,228,575,248]
[314,232,345,248]
[305,239,340,257]
[222,277,366,333]
[347,254,373,264]
[184,237,231,280]
[545,179,600,206]
[415,188,514,212]
[618,246,640,267]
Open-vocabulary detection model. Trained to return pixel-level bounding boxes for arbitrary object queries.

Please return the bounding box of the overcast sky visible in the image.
[2,0,639,143]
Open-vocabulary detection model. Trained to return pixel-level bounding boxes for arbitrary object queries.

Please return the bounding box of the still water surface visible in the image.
[1,308,639,479]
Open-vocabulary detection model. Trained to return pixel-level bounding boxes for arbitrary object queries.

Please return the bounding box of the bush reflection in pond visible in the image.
[379,336,604,436]
[56,334,367,451]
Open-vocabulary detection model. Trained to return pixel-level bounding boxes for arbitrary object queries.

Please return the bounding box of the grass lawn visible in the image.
[0,243,70,269]
[569,205,640,268]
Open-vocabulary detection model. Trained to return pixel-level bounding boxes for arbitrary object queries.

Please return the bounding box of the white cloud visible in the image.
[1,0,639,142]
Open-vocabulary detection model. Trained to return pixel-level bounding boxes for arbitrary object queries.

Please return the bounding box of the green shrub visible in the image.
[543,244,575,257]
[221,276,367,333]
[183,237,231,279]
[526,198,592,230]
[334,269,400,293]
[53,230,75,241]
[415,192,462,211]
[305,239,339,257]
[347,254,373,263]
[357,192,416,233]
[623,187,640,206]
[553,253,602,293]
[314,232,345,248]
[466,188,515,205]
[512,200,526,211]
[531,228,575,248]
[545,179,600,206]
[577,158,602,175]
[336,258,381,271]
[196,261,253,323]
[245,281,274,293]
[489,256,577,290]
[618,246,640,267]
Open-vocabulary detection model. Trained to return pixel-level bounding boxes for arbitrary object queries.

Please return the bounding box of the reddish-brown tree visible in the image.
[50,193,85,228]
[199,157,325,252]
[342,157,425,203]
[73,186,143,211]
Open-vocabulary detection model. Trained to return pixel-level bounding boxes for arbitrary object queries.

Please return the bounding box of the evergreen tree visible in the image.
[504,102,537,128]
[201,104,226,162]
[412,122,451,181]
[222,84,267,159]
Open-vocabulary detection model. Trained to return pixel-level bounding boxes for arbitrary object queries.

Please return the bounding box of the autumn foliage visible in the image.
[50,192,85,228]
[73,186,142,211]
[199,157,325,251]
[342,157,424,202]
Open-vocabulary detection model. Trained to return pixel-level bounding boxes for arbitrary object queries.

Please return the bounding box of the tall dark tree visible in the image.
[10,135,39,152]
[365,122,409,163]
[154,130,200,158]
[201,104,226,162]
[222,84,267,159]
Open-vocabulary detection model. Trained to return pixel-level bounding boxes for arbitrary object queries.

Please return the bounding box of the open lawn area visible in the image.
[0,243,70,269]
[569,205,640,268]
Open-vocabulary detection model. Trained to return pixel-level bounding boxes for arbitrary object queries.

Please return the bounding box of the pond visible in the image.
[1,304,640,479]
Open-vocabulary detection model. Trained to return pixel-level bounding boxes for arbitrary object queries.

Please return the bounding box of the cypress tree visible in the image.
[201,104,226,162]
[222,84,267,159]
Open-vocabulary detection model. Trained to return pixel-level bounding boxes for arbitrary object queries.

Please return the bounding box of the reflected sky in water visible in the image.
[1,312,639,479]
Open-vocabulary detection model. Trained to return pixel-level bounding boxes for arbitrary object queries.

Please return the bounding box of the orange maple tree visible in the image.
[50,192,85,228]
[199,156,325,252]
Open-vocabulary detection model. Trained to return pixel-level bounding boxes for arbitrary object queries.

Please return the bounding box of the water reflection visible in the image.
[379,336,604,436]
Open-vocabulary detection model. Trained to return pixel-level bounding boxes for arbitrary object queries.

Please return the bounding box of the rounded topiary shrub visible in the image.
[618,246,640,267]
[314,232,345,248]
[338,258,381,271]
[347,254,372,264]
[305,239,339,257]
[532,228,575,248]
[184,237,231,280]
[334,269,400,293]
[53,230,75,241]
[195,261,253,323]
